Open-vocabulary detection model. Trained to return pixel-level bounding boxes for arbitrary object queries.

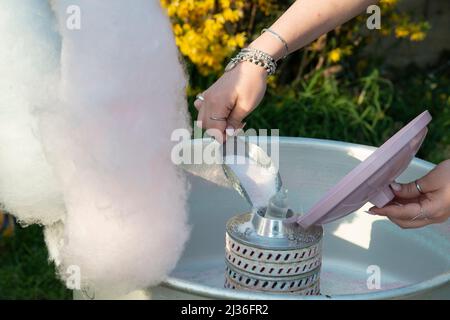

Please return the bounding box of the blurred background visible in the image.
[1,0,449,299]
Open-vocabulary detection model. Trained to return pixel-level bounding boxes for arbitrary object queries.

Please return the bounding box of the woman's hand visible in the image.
[194,61,268,142]
[369,160,450,228]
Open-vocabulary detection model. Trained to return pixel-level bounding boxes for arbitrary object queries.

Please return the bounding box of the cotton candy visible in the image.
[0,0,191,295]
[0,0,64,226]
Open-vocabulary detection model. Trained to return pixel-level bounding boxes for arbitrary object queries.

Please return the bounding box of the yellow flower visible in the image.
[220,0,231,9]
[380,0,397,7]
[410,31,426,41]
[267,75,277,89]
[173,24,183,36]
[328,49,342,63]
[223,9,242,22]
[395,26,410,38]
[234,33,246,47]
[161,0,281,74]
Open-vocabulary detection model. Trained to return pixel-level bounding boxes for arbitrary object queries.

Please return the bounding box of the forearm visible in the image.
[250,0,378,60]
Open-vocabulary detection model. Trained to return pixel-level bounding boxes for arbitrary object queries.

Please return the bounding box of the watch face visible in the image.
[225,60,237,72]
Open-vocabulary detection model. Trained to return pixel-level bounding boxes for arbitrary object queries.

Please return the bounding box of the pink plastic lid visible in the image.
[297,110,432,228]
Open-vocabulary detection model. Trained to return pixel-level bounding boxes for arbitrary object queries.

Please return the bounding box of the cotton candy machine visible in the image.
[74,112,450,300]
[150,112,450,300]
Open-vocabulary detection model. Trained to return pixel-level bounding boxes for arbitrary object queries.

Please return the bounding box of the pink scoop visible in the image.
[297,110,432,228]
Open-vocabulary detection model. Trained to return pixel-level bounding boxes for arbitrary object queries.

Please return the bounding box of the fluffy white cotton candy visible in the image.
[44,220,66,266]
[0,0,65,225]
[0,0,191,295]
[42,0,191,294]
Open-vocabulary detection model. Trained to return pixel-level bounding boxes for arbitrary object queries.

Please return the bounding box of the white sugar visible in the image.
[224,155,278,209]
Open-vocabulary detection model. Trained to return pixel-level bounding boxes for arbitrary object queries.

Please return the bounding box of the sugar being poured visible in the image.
[224,155,279,209]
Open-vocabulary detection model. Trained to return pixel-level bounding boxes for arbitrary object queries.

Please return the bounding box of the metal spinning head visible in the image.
[224,209,323,294]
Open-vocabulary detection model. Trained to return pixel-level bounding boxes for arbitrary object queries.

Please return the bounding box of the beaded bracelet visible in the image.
[224,47,277,76]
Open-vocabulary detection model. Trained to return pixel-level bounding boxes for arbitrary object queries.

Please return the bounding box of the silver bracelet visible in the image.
[261,28,289,59]
[224,47,277,75]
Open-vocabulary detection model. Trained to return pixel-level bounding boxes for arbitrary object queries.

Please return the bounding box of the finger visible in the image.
[194,92,206,111]
[390,164,446,199]
[204,105,233,143]
[227,98,252,130]
[388,216,431,229]
[202,115,227,143]
[389,181,424,199]
[369,202,421,220]
[369,190,443,221]
[194,98,203,111]
[201,110,228,144]
[227,116,246,130]
[202,117,228,143]
[225,121,247,138]
[205,127,226,144]
[196,105,206,128]
[390,196,420,206]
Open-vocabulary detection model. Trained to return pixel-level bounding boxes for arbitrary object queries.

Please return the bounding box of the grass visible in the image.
[0,224,71,300]
[1,56,449,300]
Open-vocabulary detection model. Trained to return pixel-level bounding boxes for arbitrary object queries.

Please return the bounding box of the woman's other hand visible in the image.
[369,160,450,228]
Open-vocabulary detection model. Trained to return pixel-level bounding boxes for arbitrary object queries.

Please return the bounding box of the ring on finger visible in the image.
[209,116,227,122]
[196,94,205,102]
[415,180,425,194]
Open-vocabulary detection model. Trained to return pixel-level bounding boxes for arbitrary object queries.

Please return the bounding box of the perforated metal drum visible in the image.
[224,210,323,295]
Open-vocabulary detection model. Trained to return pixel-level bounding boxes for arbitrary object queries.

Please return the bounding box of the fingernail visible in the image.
[195,121,203,129]
[226,126,235,136]
[390,182,402,192]
[364,210,377,215]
